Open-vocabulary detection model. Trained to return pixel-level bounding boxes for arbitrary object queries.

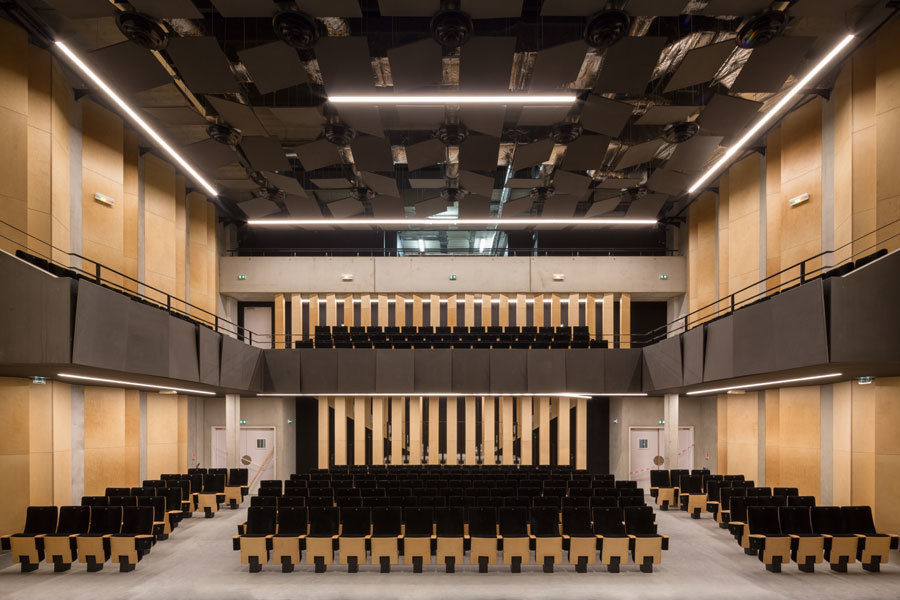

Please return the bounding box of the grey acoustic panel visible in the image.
[337,349,376,393]
[375,349,413,392]
[237,42,308,94]
[130,0,203,18]
[505,178,539,189]
[207,97,267,136]
[284,195,322,217]
[122,300,170,378]
[553,170,592,196]
[350,135,394,171]
[264,172,306,196]
[626,194,667,218]
[772,278,829,370]
[460,105,507,137]
[580,96,634,137]
[665,41,735,92]
[627,0,688,15]
[527,350,566,393]
[386,38,443,91]
[733,301,777,377]
[682,327,704,386]
[267,107,326,130]
[166,37,239,93]
[530,41,587,90]
[381,106,444,130]
[297,0,362,17]
[517,105,572,126]
[241,136,291,171]
[636,105,702,125]
[315,36,374,93]
[462,0,523,17]
[512,139,554,171]
[406,138,445,172]
[642,335,683,392]
[238,198,279,218]
[460,37,516,91]
[703,316,734,382]
[459,170,495,198]
[295,139,342,172]
[665,135,723,173]
[312,178,353,189]
[540,194,579,218]
[501,196,534,216]
[414,197,448,218]
[616,139,664,170]
[378,0,439,15]
[43,0,113,18]
[198,327,221,386]
[565,349,605,393]
[88,42,172,94]
[409,179,446,189]
[595,178,642,190]
[327,198,365,218]
[731,36,815,93]
[604,349,643,393]
[562,135,610,171]
[490,350,528,394]
[584,196,621,217]
[361,172,399,197]
[371,196,405,218]
[699,0,770,16]
[698,94,762,137]
[72,280,129,371]
[337,105,384,138]
[415,349,452,392]
[540,0,606,15]
[210,0,277,16]
[263,349,302,392]
[458,196,492,219]
[300,349,338,393]
[459,135,500,171]
[646,169,691,195]
[144,107,207,126]
[452,349,491,393]
[219,336,263,391]
[593,37,667,95]
[168,318,199,382]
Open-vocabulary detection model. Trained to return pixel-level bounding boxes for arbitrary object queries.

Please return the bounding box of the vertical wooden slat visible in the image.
[446,397,458,464]
[334,397,347,466]
[343,294,355,327]
[447,295,458,327]
[550,293,561,327]
[428,397,439,464]
[318,396,329,468]
[360,294,371,327]
[576,397,587,470]
[377,294,389,327]
[518,397,532,465]
[557,396,570,466]
[538,396,550,465]
[372,396,384,464]
[481,293,492,327]
[464,293,475,327]
[412,294,424,327]
[602,293,614,347]
[464,396,476,465]
[515,293,526,326]
[290,293,303,346]
[307,294,319,332]
[325,294,337,327]
[274,293,286,348]
[500,396,513,465]
[499,294,510,327]
[620,292,631,348]
[391,396,404,465]
[429,294,441,327]
[354,397,366,465]
[409,396,422,465]
[585,293,596,339]
[482,396,495,465]
[533,294,545,327]
[394,294,405,327]
[568,293,580,327]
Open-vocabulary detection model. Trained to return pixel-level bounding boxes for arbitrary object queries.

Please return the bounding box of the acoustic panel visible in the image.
[731,36,815,93]
[386,38,443,91]
[294,139,342,172]
[263,349,302,392]
[527,350,566,393]
[562,134,610,171]
[337,349,376,393]
[241,136,291,171]
[733,300,777,377]
[490,349,528,394]
[626,194,667,218]
[681,326,704,386]
[665,135,723,173]
[297,0,362,17]
[378,0,439,15]
[130,0,202,18]
[406,138,445,172]
[198,327,221,386]
[580,95,634,137]
[604,349,642,393]
[43,0,112,18]
[665,40,735,92]
[517,105,572,126]
[237,198,279,218]
[315,36,375,93]
[168,318,199,383]
[459,105,507,137]
[615,139,664,170]
[327,198,365,218]
[414,349,452,392]
[636,105,702,125]
[237,42,309,94]
[627,0,688,15]
[452,349,491,393]
[350,135,394,171]
[371,196,405,219]
[458,196,492,219]
[166,36,239,93]
[207,97,267,136]
[460,170,495,198]
[88,42,172,94]
[459,37,516,91]
[771,278,829,370]
[376,349,414,392]
[219,336,263,391]
[210,0,277,16]
[461,0,523,18]
[300,348,338,393]
[702,316,734,382]
[553,170,592,196]
[646,169,692,195]
[284,195,322,217]
[530,40,587,90]
[540,194,579,218]
[540,0,606,16]
[414,197,448,218]
[565,349,605,393]
[337,105,384,138]
[72,281,129,371]
[122,300,170,379]
[593,37,667,95]
[698,94,762,137]
[459,135,500,171]
[642,335,683,392]
[512,139,554,171]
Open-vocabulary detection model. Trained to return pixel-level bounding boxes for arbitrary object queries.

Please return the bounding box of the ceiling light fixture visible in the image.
[688,34,855,195]
[54,41,218,197]
[328,94,577,104]
[685,372,843,396]
[57,373,217,395]
[247,218,657,227]
[258,392,595,398]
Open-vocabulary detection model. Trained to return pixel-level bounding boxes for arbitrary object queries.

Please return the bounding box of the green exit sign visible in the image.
[237,274,247,280]
[659,274,668,280]
[449,274,457,280]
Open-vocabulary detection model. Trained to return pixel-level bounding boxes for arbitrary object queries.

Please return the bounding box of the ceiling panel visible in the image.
[240,136,291,171]
[458,196,492,219]
[530,41,588,90]
[540,194,579,218]
[552,170,592,197]
[501,196,534,216]
[584,196,621,216]
[646,169,692,195]
[561,134,611,171]
[414,197,448,218]
[405,138,445,172]
[237,42,309,95]
[311,178,352,189]
[336,105,384,138]
[294,139,342,172]
[636,105,702,125]
[698,0,771,16]
[697,94,762,137]
[207,97,267,136]
[380,105,444,130]
[409,179,446,189]
[593,36,667,95]
[615,139,665,170]
[181,138,238,173]
[595,178,643,189]
[315,36,375,93]
[42,0,113,18]
[626,0,689,15]
[580,95,634,137]
[210,0,278,17]
[460,170,496,198]
[297,0,363,17]
[626,193,667,217]
[540,0,606,16]
[664,135,722,173]
[327,197,365,218]
[372,196,406,218]
[461,0,523,18]
[505,178,540,189]
[730,36,816,93]
[87,42,172,94]
[459,105,507,137]
[517,105,572,126]
[144,107,208,126]
[129,0,202,18]
[664,40,735,92]
[350,136,394,171]
[360,172,400,197]
[263,172,307,197]
[377,0,440,16]
[283,194,322,217]
[512,139,554,171]
[459,135,500,171]
[238,197,279,218]
[166,36,240,94]
[459,37,517,91]
[386,38,443,91]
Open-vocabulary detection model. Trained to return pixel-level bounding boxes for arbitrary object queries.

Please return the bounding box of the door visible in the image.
[212,426,276,493]
[243,305,273,348]
[628,426,694,488]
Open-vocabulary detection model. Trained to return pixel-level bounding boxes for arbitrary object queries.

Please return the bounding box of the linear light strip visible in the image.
[247,218,657,227]
[689,34,855,194]
[258,392,645,398]
[54,42,218,197]
[328,95,577,104]
[58,373,216,395]
[685,373,843,396]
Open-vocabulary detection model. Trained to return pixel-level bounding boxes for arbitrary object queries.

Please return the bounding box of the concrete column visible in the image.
[482,396,495,464]
[518,397,532,465]
[465,396,476,465]
[354,397,366,466]
[391,397,404,464]
[317,397,329,468]
[428,397,440,464]
[663,394,680,470]
[70,385,84,504]
[409,396,422,464]
[557,396,571,465]
[576,396,587,470]
[225,394,241,469]
[538,396,550,465]
[372,397,385,464]
[446,397,458,464]
[500,396,513,465]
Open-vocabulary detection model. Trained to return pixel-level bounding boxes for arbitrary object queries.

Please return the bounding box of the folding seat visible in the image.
[1,506,58,572]
[778,505,823,572]
[789,495,816,507]
[194,473,226,517]
[592,496,619,509]
[562,507,596,572]
[258,486,283,497]
[505,497,529,508]
[225,468,250,509]
[648,470,671,503]
[36,505,89,572]
[251,496,277,507]
[593,506,629,573]
[749,486,771,497]
[81,496,108,506]
[109,506,155,572]
[233,506,277,572]
[842,505,899,572]
[618,497,644,508]
[367,496,390,508]
[305,507,339,572]
[728,496,751,547]
[563,496,590,509]
[403,507,435,572]
[533,496,560,509]
[370,507,402,572]
[278,496,305,508]
[208,468,227,476]
[530,506,562,572]
[137,495,169,540]
[106,487,130,497]
[308,494,334,507]
[109,495,138,507]
[744,506,791,572]
[625,506,668,572]
[718,487,746,527]
[338,507,371,572]
[774,487,798,497]
[188,468,207,475]
[142,479,164,488]
[677,475,706,518]
[271,505,308,571]
[284,485,308,497]
[497,507,530,572]
[615,480,637,489]
[74,506,122,572]
[467,507,498,572]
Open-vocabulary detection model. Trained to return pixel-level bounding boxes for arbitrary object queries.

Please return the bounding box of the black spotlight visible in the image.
[273,10,320,50]
[324,122,356,146]
[662,121,699,144]
[736,11,787,49]
[430,10,473,49]
[207,124,242,146]
[116,11,168,51]
[583,10,630,50]
[436,122,469,145]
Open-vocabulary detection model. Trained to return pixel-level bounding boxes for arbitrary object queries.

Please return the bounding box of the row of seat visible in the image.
[302,464,587,475]
[234,505,667,574]
[250,495,648,510]
[165,469,250,517]
[315,326,592,336]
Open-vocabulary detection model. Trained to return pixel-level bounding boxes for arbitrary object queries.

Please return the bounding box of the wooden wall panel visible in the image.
[83,386,131,496]
[777,386,820,500]
[557,396,570,466]
[446,397,458,464]
[344,295,355,327]
[765,389,780,487]
[464,294,475,327]
[500,396,513,465]
[49,56,71,266]
[727,154,762,303]
[409,396,422,464]
[465,396,476,465]
[874,377,900,532]
[412,295,423,327]
[354,397,366,466]
[318,396,329,468]
[360,294,372,327]
[428,397,439,464]
[832,381,852,506]
[851,382,875,508]
[688,192,718,321]
[146,393,180,480]
[393,294,405,327]
[550,294,561,326]
[765,128,783,288]
[601,293,614,346]
[533,294,544,327]
[188,192,215,317]
[429,294,440,327]
[482,396,495,465]
[874,19,900,253]
[290,293,303,344]
[333,396,346,465]
[481,294,491,327]
[0,378,32,536]
[619,293,631,348]
[515,293,526,327]
[326,294,337,327]
[518,397,532,465]
[274,293,285,349]
[499,294,509,327]
[576,396,586,470]
[0,19,29,254]
[538,396,550,465]
[143,153,177,302]
[567,293,579,327]
[26,46,52,257]
[172,175,185,300]
[724,392,758,481]
[391,396,404,465]
[372,396,384,464]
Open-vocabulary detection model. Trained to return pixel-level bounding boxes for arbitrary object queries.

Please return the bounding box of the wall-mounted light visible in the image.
[726,389,746,395]
[857,376,873,385]
[788,193,809,207]
[239,419,248,425]
[686,372,842,396]
[552,273,565,281]
[94,192,115,207]
[58,373,216,395]
[341,273,353,281]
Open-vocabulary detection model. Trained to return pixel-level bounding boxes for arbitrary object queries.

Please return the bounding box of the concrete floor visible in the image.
[2,502,899,600]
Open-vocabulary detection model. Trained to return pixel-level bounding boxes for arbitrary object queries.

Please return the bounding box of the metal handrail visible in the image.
[226,246,675,257]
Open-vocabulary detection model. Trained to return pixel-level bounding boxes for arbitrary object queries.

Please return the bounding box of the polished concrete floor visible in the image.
[1,501,899,600]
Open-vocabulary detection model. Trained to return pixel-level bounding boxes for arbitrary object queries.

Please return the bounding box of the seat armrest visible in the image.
[661,535,669,551]
[237,522,246,536]
[1,536,11,551]
[232,535,241,551]
[890,535,899,550]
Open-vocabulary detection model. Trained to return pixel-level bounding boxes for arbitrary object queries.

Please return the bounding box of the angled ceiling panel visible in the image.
[730,36,816,93]
[371,196,406,218]
[698,94,762,137]
[267,107,325,129]
[181,139,238,173]
[129,0,202,18]
[580,95,634,137]
[595,178,642,189]
[593,36,667,95]
[459,37,517,91]
[517,105,572,126]
[263,172,306,197]
[350,135,394,171]
[636,105,702,125]
[283,195,322,217]
[87,42,172,94]
[405,138,444,171]
[458,196,492,219]
[386,38,443,91]
[665,135,723,173]
[408,179,446,188]
[315,36,375,93]
[501,196,534,216]
[361,172,400,197]
[414,197,448,218]
[512,139,554,171]
[626,193,667,218]
[294,139,342,172]
[626,0,689,15]
[167,37,239,94]
[240,136,291,171]
[380,105,444,130]
[459,170,496,198]
[207,97,267,136]
[553,170,592,197]
[462,0,523,18]
[327,198,365,218]
[790,0,867,16]
[540,194,579,218]
[540,0,606,16]
[144,107,207,126]
[530,41,587,90]
[378,0,440,15]
[43,0,113,18]
[584,196,621,216]
[311,178,352,189]
[237,41,309,95]
[297,0,363,17]
[210,0,278,16]
[459,105,507,136]
[238,197,279,218]
[698,0,770,16]
[336,105,384,138]
[646,169,692,195]
[561,134,610,171]
[615,139,665,170]
[505,178,540,188]
[664,40,735,92]
[459,135,500,171]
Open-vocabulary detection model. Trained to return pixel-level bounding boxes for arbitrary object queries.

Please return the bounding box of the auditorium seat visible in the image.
[593,506,629,573]
[677,474,706,518]
[530,506,562,573]
[305,507,339,572]
[625,506,666,572]
[225,468,250,509]
[562,507,596,572]
[194,473,226,517]
[468,507,497,572]
[42,505,90,572]
[157,486,184,530]
[109,506,155,572]
[746,506,791,572]
[1,506,58,572]
[403,507,434,572]
[650,470,678,510]
[778,506,823,572]
[788,495,816,507]
[370,507,402,572]
[499,507,530,572]
[842,505,899,572]
[234,506,276,573]
[76,506,121,571]
[137,495,168,541]
[338,507,370,572]
[436,507,465,572]
[81,496,108,506]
